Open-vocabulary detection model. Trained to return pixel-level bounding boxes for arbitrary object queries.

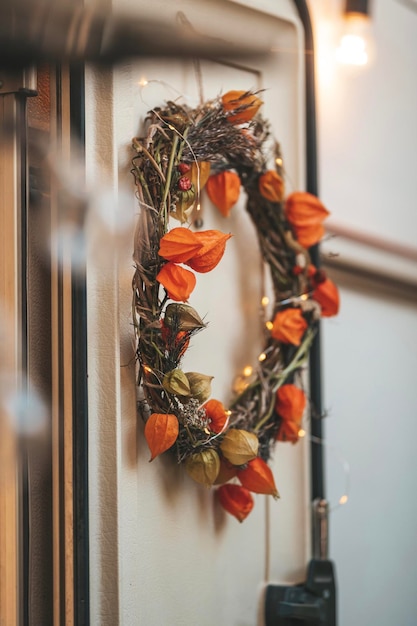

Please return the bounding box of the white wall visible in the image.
[309,1,417,624]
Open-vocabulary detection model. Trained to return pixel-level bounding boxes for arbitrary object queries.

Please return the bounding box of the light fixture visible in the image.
[336,0,374,68]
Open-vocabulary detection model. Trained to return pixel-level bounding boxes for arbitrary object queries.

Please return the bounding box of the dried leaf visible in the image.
[220,429,259,465]
[144,413,179,461]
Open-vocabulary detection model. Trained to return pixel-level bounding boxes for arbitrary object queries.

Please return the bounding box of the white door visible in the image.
[85,2,312,624]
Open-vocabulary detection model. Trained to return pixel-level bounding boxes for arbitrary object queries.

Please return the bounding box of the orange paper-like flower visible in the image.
[275,384,306,422]
[258,170,285,203]
[237,457,279,498]
[276,419,300,444]
[203,399,229,434]
[285,192,329,248]
[206,171,241,217]
[144,413,179,461]
[285,192,330,227]
[270,308,308,346]
[158,227,203,263]
[221,90,263,124]
[186,230,232,273]
[313,278,340,317]
[156,262,196,302]
[216,483,254,522]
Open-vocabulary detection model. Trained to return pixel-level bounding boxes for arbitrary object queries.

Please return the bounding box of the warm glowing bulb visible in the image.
[225,410,232,416]
[258,353,267,362]
[298,428,306,438]
[143,365,152,373]
[266,321,273,331]
[139,77,148,87]
[243,365,253,377]
[275,157,283,166]
[339,495,349,505]
[261,296,270,307]
[336,14,374,68]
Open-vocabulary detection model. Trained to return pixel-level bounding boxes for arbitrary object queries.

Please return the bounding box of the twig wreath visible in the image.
[131,90,339,522]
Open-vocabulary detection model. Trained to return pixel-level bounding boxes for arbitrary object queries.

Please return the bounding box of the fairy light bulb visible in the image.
[261,296,269,307]
[138,77,148,87]
[336,0,374,68]
[258,352,267,362]
[339,495,349,505]
[265,321,273,331]
[243,365,253,377]
[298,428,306,438]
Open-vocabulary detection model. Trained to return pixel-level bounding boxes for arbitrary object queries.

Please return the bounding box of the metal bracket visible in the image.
[0,67,37,96]
[264,500,337,625]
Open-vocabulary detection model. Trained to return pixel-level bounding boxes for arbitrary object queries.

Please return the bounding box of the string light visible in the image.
[258,352,267,362]
[143,365,153,373]
[261,296,270,307]
[265,321,273,331]
[275,157,283,167]
[298,428,306,438]
[243,365,253,377]
[339,495,349,505]
[138,77,148,87]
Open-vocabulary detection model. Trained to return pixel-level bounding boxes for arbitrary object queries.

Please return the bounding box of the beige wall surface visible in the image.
[85,1,314,624]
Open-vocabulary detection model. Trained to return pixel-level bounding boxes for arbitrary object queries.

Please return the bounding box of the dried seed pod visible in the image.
[216,483,254,522]
[258,170,285,203]
[158,227,203,263]
[221,90,263,124]
[186,230,232,273]
[156,262,196,302]
[203,399,229,434]
[237,457,280,498]
[163,369,191,396]
[213,458,238,485]
[144,413,179,461]
[185,372,213,404]
[206,171,241,217]
[220,429,259,465]
[164,303,206,331]
[185,449,220,487]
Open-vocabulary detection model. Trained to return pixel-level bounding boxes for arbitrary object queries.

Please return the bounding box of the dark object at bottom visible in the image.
[264,559,336,625]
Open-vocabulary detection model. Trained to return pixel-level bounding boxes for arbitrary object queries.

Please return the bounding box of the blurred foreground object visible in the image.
[0,0,270,69]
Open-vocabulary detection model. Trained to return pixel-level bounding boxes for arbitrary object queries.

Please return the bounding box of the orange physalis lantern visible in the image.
[275,384,306,422]
[144,413,179,461]
[158,227,203,263]
[237,457,279,498]
[285,192,329,249]
[313,278,340,317]
[213,458,238,485]
[258,170,285,203]
[156,262,196,302]
[206,171,241,217]
[221,90,263,124]
[276,419,300,444]
[203,398,229,434]
[216,483,254,522]
[270,308,308,346]
[186,230,232,273]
